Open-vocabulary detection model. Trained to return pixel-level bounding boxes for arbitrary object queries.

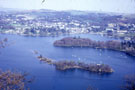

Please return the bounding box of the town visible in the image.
[0,9,135,41]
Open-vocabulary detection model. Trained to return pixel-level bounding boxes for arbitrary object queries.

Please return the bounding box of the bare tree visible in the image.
[0,70,32,90]
[122,75,135,90]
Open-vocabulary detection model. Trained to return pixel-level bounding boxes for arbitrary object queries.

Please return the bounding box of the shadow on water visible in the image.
[55,68,112,77]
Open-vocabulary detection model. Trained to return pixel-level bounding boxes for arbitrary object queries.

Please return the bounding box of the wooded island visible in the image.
[54,37,135,56]
[37,55,113,74]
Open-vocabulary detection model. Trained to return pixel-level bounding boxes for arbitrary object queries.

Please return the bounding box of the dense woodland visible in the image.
[54,37,135,56]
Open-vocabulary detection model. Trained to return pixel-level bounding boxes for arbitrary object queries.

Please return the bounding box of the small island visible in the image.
[54,61,113,73]
[53,37,135,56]
[37,54,113,74]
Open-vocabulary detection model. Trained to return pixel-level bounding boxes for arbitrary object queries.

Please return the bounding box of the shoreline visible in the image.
[35,52,114,74]
[53,37,135,57]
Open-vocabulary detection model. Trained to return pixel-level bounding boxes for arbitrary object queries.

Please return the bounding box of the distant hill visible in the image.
[0,7,135,17]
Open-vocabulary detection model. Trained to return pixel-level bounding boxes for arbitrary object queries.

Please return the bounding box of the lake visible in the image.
[0,34,135,90]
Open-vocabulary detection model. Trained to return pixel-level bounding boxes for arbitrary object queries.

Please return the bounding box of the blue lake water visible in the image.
[0,34,135,90]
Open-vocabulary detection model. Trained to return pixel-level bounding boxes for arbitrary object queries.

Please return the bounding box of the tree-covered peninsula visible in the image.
[36,54,113,74]
[53,37,135,56]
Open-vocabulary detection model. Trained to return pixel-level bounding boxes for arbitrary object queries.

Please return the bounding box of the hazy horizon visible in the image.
[0,0,135,14]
